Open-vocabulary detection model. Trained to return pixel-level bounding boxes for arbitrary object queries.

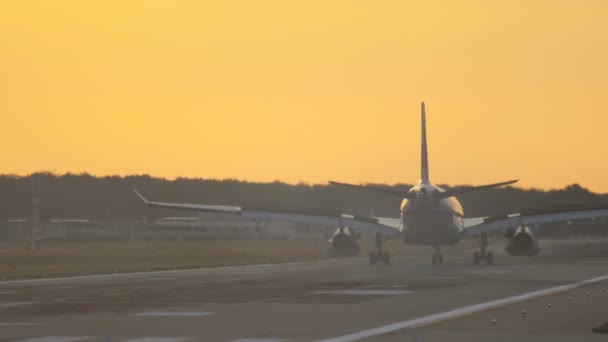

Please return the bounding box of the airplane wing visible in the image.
[462,206,608,237]
[134,190,401,237]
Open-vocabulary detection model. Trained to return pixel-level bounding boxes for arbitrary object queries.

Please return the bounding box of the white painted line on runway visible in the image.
[504,265,538,269]
[1,301,36,307]
[314,290,414,296]
[424,276,462,280]
[144,277,178,281]
[469,270,507,274]
[132,311,213,317]
[122,338,190,342]
[15,337,92,342]
[232,339,287,342]
[0,259,336,287]
[0,322,41,326]
[317,274,608,342]
[0,291,15,294]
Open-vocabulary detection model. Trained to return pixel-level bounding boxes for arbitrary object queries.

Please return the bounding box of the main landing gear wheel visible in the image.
[486,251,494,265]
[473,233,494,265]
[431,253,444,264]
[432,246,444,264]
[382,251,390,265]
[369,252,377,266]
[473,251,481,265]
[472,250,493,265]
[369,233,390,266]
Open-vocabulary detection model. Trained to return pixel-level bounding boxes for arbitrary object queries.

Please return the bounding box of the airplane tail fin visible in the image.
[420,102,430,185]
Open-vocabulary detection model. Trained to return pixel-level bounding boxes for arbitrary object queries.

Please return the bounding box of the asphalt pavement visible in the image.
[1,238,608,342]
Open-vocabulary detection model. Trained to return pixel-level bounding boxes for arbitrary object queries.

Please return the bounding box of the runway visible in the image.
[1,239,608,341]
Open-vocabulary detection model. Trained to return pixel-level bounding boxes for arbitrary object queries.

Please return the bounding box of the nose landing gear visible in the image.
[473,233,494,265]
[432,245,444,264]
[369,233,390,266]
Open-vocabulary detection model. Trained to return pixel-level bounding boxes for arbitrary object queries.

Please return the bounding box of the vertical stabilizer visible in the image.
[420,102,430,185]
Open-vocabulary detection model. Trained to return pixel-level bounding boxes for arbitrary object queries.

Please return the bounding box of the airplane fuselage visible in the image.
[399,183,464,246]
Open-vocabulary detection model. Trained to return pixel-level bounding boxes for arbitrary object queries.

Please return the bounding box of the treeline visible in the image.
[0,172,606,220]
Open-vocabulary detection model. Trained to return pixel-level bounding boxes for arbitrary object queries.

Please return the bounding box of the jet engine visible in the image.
[329,227,361,257]
[504,226,541,256]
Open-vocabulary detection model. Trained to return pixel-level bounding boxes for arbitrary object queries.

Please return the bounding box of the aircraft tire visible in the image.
[473,251,481,265]
[382,252,390,265]
[369,252,377,266]
[485,251,494,265]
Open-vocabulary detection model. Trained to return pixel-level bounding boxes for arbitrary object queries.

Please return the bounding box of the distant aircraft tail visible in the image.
[420,102,430,185]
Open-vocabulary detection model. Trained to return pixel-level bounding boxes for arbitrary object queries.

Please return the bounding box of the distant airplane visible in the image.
[134,102,608,266]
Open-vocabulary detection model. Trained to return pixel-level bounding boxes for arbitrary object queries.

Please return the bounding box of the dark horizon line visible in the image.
[0,171,603,195]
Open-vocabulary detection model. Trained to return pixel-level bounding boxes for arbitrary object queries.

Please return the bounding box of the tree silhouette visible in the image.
[0,173,606,221]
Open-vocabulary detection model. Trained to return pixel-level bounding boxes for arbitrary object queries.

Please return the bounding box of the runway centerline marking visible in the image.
[468,270,507,274]
[15,337,92,342]
[104,292,129,296]
[231,339,287,342]
[424,276,462,280]
[121,338,190,342]
[314,290,414,296]
[132,311,213,317]
[1,301,36,307]
[0,259,337,287]
[316,274,608,342]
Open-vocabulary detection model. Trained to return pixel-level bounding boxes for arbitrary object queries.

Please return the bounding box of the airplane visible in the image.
[134,102,608,266]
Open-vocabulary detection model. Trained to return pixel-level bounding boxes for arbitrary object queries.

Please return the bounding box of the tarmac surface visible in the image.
[1,238,608,341]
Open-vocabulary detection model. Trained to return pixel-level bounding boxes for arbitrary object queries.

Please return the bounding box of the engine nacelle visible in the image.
[505,226,541,256]
[329,227,361,257]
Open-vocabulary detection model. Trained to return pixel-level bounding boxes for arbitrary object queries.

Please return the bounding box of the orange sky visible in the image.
[1,1,608,192]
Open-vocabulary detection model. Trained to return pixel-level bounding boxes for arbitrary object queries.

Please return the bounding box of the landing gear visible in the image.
[473,233,494,265]
[369,252,377,265]
[432,245,444,264]
[382,251,390,265]
[369,233,390,266]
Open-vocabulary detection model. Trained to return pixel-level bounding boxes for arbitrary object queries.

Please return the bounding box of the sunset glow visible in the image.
[2,1,608,191]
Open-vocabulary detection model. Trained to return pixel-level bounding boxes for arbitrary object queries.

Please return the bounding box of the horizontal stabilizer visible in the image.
[329,181,412,199]
[437,179,518,199]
